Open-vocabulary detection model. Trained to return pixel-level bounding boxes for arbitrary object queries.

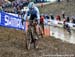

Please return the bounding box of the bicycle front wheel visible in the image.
[26,30,32,50]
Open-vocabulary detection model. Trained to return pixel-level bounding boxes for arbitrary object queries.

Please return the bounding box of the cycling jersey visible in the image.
[24,6,40,21]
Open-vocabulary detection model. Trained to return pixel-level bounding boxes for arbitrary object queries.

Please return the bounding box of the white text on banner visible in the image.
[0,13,1,24]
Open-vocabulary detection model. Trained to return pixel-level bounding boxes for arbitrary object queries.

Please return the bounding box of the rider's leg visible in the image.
[33,39,39,49]
[33,24,39,48]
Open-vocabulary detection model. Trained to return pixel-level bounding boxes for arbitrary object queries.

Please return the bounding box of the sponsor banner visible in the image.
[0,11,25,30]
[7,13,18,17]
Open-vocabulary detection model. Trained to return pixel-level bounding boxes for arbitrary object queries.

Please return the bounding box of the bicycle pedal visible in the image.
[35,36,38,40]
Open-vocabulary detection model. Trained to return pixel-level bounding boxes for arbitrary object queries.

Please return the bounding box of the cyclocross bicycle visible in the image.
[25,20,40,50]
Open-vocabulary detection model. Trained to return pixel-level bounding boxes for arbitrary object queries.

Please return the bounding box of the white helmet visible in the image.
[28,2,35,9]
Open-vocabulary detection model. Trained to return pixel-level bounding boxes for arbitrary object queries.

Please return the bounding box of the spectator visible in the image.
[4,0,12,8]
[63,17,67,29]
[63,18,66,24]
[50,14,54,20]
[62,10,65,19]
[2,4,6,10]
[71,16,75,24]
[12,1,17,7]
[12,1,18,7]
[13,7,18,14]
[66,16,70,22]
[56,15,61,21]
[16,5,21,14]
[45,14,49,19]
[40,14,44,24]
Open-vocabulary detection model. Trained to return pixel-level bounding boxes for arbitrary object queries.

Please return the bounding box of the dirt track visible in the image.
[0,27,75,57]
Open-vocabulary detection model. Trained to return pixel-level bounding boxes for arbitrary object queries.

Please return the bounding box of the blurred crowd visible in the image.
[49,11,75,24]
[40,10,75,24]
[0,0,29,13]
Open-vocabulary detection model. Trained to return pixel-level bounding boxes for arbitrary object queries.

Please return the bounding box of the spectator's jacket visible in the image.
[50,15,54,20]
[40,16,44,23]
[63,18,66,24]
[56,15,61,20]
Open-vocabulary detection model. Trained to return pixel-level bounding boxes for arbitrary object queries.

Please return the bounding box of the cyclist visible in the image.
[24,2,40,49]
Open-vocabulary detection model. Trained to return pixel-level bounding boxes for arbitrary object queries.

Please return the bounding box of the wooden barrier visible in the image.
[44,25,50,36]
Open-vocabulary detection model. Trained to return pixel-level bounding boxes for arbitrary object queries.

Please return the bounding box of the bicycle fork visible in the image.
[31,27,39,49]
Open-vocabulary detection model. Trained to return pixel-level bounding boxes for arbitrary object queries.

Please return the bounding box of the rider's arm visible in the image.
[35,7,40,23]
[24,12,27,21]
[36,7,40,20]
[24,9,30,21]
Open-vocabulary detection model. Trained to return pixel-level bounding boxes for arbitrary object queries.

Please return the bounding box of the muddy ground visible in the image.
[0,27,75,57]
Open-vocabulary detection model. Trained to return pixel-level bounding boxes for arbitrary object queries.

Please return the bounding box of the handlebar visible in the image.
[22,19,40,25]
[23,19,39,22]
